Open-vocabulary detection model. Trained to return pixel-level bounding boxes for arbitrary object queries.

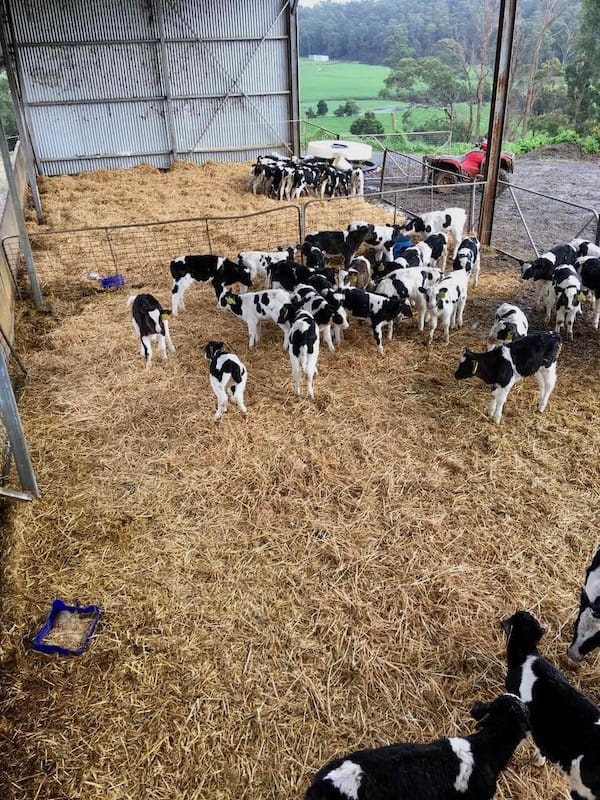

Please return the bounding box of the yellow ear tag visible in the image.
[350,274,357,285]
[438,288,448,298]
[226,296,236,305]
[472,361,478,375]
[161,312,169,321]
[507,331,514,341]
[577,292,586,303]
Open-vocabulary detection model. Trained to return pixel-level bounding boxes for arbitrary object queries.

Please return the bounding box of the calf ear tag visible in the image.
[161,312,170,320]
[577,291,586,303]
[226,296,236,305]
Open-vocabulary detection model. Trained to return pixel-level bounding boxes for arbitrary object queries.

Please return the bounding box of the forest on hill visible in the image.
[299,0,600,147]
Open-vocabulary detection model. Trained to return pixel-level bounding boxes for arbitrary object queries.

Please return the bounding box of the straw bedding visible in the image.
[0,159,599,800]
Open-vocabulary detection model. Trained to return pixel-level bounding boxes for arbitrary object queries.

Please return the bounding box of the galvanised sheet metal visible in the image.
[10,0,155,43]
[19,43,162,103]
[162,0,288,40]
[168,39,290,98]
[8,0,297,173]
[173,95,291,153]
[30,102,169,159]
[40,154,172,176]
[184,146,290,165]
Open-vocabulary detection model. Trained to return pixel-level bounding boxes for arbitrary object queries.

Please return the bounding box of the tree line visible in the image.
[299,0,600,145]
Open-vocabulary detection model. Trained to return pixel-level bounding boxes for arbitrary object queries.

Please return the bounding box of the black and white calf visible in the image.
[549,265,584,340]
[170,254,251,314]
[290,285,349,351]
[204,340,248,421]
[503,610,600,800]
[424,232,449,271]
[237,248,295,291]
[217,288,292,348]
[576,256,600,329]
[305,693,528,800]
[303,226,372,268]
[400,207,467,259]
[126,293,175,368]
[453,236,481,287]
[520,242,579,310]
[487,303,529,349]
[341,288,412,353]
[454,331,561,424]
[268,259,335,293]
[570,239,600,259]
[375,266,441,332]
[338,256,372,290]
[567,547,600,663]
[288,309,320,398]
[348,221,404,262]
[427,268,470,344]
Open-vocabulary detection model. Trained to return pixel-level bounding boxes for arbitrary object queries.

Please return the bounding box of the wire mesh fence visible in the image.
[3,205,303,291]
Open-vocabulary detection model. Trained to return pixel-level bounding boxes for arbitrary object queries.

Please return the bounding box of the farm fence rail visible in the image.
[379,148,600,255]
[2,205,304,291]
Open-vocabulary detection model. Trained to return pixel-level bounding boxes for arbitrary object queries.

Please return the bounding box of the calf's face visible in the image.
[205,340,225,361]
[454,350,477,380]
[567,590,600,662]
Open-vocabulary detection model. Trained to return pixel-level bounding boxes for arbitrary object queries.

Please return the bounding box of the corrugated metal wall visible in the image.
[5,0,299,175]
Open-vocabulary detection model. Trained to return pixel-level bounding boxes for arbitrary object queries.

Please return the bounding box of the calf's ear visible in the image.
[469,700,490,722]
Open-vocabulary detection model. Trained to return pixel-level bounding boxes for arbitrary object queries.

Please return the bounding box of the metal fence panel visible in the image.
[3,205,303,288]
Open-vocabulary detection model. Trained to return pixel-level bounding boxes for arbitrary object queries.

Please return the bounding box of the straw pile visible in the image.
[0,159,598,800]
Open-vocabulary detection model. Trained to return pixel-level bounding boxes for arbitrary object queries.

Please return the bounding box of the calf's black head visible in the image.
[502,610,546,648]
[470,693,528,734]
[454,350,478,380]
[205,340,226,362]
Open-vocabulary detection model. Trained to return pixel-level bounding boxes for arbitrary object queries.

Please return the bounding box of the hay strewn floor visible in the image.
[1,160,599,800]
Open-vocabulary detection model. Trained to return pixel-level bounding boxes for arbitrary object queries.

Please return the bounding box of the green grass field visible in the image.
[300,59,391,105]
[299,58,490,149]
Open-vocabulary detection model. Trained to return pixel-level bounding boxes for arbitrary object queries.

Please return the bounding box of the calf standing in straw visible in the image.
[127,293,175,368]
[205,340,248,421]
[288,309,320,398]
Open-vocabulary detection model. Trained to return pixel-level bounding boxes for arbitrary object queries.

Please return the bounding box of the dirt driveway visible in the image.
[489,143,600,257]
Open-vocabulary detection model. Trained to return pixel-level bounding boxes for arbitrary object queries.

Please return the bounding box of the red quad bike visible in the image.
[422,139,515,195]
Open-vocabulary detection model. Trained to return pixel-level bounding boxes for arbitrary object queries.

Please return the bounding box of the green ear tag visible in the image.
[161,312,169,321]
[226,296,236,305]
[577,292,586,303]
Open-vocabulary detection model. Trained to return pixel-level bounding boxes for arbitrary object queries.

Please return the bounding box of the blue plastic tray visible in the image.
[101,273,125,289]
[32,599,101,656]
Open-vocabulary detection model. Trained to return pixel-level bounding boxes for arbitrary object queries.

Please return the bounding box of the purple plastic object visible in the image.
[31,598,101,656]
[101,273,125,289]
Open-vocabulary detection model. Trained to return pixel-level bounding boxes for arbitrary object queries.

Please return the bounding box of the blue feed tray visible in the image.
[32,599,101,656]
[101,273,125,289]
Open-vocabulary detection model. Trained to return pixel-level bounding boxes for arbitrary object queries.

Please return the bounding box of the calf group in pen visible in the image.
[118,184,600,800]
[250,153,365,200]
[128,200,600,425]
